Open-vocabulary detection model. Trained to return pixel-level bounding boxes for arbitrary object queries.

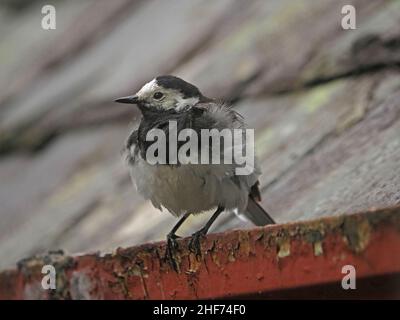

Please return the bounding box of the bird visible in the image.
[115,75,275,267]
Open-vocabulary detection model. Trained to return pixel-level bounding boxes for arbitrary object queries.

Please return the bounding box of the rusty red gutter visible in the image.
[0,206,399,299]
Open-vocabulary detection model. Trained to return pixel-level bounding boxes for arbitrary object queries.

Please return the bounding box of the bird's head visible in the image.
[115,75,208,112]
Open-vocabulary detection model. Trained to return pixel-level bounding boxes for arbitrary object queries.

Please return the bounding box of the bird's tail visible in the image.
[245,196,275,226]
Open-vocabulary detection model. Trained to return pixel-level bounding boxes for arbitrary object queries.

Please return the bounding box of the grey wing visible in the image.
[195,102,276,225]
[195,101,261,202]
[195,101,259,178]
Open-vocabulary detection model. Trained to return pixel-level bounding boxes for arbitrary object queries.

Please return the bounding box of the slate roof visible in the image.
[0,0,399,270]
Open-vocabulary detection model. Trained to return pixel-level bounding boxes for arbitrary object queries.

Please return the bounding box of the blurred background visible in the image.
[0,0,399,270]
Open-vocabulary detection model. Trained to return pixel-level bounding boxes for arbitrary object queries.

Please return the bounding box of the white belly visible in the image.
[130,157,250,216]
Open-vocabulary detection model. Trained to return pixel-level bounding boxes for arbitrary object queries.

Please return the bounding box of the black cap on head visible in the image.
[155,75,201,99]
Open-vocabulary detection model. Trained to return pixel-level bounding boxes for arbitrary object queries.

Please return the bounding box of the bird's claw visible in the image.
[188,229,206,258]
[166,233,181,271]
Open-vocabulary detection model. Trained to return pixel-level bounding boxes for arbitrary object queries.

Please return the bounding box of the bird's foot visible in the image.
[166,232,181,272]
[188,228,207,259]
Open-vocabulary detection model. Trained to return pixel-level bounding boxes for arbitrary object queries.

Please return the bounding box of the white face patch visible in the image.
[175,96,199,111]
[135,78,200,111]
[136,79,158,98]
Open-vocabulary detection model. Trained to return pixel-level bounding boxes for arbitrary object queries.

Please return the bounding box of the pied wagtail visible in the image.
[115,75,275,267]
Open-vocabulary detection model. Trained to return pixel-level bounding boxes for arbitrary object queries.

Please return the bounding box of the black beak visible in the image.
[114,95,139,104]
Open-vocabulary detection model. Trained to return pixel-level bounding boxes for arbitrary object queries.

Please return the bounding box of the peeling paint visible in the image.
[313,241,324,256]
[277,239,291,258]
[69,271,93,300]
[238,231,251,257]
[23,281,47,300]
[343,217,371,253]
[228,250,236,262]
[1,207,399,299]
[188,253,202,273]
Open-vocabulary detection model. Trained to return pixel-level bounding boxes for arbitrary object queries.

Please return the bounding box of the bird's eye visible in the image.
[153,92,164,100]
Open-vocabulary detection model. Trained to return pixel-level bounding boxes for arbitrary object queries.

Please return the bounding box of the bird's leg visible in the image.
[166,212,191,271]
[189,206,224,258]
